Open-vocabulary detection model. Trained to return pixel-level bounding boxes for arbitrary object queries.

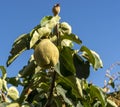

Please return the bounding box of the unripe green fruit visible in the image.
[34,39,59,68]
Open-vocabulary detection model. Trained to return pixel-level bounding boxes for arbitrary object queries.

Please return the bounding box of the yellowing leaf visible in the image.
[7,86,19,101]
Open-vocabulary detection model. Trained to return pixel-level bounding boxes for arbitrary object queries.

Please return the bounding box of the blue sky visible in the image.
[0,0,120,90]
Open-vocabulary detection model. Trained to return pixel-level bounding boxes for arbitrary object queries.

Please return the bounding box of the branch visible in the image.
[44,15,60,107]
[44,69,56,107]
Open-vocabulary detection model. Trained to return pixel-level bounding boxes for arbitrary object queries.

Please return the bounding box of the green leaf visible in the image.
[90,85,106,107]
[61,39,73,48]
[56,85,74,106]
[54,61,62,76]
[81,46,103,70]
[61,33,82,44]
[13,34,29,46]
[57,76,83,98]
[30,26,51,48]
[6,77,21,87]
[6,103,20,107]
[73,54,90,79]
[53,96,63,107]
[107,99,118,107]
[40,16,53,27]
[0,66,7,79]
[59,22,72,35]
[76,101,84,107]
[19,60,37,77]
[39,82,49,92]
[60,47,76,75]
[108,79,115,89]
[40,16,60,29]
[7,86,19,101]
[2,79,8,91]
[0,103,9,107]
[90,50,103,70]
[80,46,95,68]
[0,78,2,90]
[7,34,29,66]
[0,78,8,91]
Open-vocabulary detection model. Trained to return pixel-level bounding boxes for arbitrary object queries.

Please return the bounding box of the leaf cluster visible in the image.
[0,8,118,107]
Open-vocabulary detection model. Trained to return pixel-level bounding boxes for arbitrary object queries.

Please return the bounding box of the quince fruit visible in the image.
[34,39,59,68]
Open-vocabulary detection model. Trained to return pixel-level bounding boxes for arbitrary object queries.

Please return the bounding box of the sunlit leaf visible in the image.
[6,103,20,107]
[7,86,19,101]
[29,26,51,48]
[40,16,53,27]
[3,79,8,91]
[0,78,2,90]
[0,66,7,79]
[56,85,73,106]
[107,99,118,107]
[54,61,62,76]
[81,46,95,66]
[90,85,106,107]
[59,22,72,35]
[46,16,60,29]
[81,46,103,70]
[57,76,83,98]
[61,39,73,48]
[40,16,60,29]
[90,50,103,70]
[61,33,82,44]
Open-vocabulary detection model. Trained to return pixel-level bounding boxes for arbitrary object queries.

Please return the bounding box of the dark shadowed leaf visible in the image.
[73,54,90,79]
[13,34,29,46]
[6,77,21,87]
[19,60,37,77]
[60,47,76,75]
[6,34,29,66]
[53,96,63,107]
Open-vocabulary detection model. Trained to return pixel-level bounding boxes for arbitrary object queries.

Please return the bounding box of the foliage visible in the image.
[0,4,118,107]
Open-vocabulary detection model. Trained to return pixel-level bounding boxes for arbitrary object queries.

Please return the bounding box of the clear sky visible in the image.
[0,0,120,90]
